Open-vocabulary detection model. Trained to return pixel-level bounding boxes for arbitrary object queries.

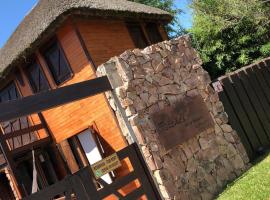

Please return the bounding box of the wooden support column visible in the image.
[0,128,25,197]
[59,140,79,174]
[38,112,70,177]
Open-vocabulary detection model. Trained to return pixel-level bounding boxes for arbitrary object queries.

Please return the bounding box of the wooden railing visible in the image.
[23,143,161,200]
[0,113,52,176]
[0,113,51,155]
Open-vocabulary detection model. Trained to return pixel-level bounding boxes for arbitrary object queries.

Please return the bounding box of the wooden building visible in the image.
[0,0,171,199]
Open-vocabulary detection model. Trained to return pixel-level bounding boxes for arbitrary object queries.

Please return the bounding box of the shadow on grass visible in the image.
[215,150,270,199]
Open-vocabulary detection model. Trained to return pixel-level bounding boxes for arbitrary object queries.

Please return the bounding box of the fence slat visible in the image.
[221,77,261,150]
[98,171,137,198]
[239,70,270,142]
[123,187,145,200]
[131,143,162,200]
[231,73,269,146]
[75,167,100,199]
[258,63,270,93]
[218,83,254,159]
[247,65,270,106]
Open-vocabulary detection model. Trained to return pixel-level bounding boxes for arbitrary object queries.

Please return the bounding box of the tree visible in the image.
[129,0,185,38]
[190,0,270,78]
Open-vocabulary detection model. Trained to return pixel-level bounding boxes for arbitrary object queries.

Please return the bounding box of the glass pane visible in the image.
[0,83,19,102]
[44,42,71,85]
[127,23,148,49]
[145,23,163,44]
[27,62,49,93]
[0,83,29,135]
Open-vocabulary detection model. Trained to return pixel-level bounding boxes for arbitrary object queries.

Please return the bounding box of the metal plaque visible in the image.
[91,153,121,179]
[151,95,215,150]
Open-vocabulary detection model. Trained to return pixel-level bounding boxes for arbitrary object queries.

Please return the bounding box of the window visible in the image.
[145,23,163,44]
[16,150,58,195]
[126,23,148,49]
[0,83,29,133]
[26,61,50,93]
[0,83,19,103]
[43,40,72,85]
[68,129,114,184]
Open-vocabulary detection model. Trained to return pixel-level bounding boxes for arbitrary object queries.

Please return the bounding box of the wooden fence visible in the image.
[23,143,161,200]
[216,58,270,160]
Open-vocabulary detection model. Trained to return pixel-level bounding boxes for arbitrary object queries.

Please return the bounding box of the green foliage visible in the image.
[190,0,270,78]
[260,42,270,56]
[129,0,185,37]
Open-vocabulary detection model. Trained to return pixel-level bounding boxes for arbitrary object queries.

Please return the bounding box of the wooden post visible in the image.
[38,113,70,177]
[0,127,26,197]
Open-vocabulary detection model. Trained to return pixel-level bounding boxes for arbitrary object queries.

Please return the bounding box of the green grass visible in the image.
[217,153,270,200]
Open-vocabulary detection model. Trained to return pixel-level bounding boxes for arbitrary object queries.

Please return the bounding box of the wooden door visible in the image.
[77,129,113,184]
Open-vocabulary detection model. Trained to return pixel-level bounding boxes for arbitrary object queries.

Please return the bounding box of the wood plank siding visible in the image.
[0,17,168,197]
[77,19,136,66]
[15,20,128,152]
[11,18,154,179]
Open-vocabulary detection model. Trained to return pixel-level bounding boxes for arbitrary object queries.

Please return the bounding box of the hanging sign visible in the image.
[91,153,121,179]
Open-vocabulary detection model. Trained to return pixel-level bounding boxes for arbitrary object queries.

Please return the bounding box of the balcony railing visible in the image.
[0,113,51,156]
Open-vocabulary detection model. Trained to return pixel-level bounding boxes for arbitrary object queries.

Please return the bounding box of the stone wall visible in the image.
[97,36,249,200]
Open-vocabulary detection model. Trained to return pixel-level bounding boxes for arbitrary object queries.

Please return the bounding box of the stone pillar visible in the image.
[97,36,249,200]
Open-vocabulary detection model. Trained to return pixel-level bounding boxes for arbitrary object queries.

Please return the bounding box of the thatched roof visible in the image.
[0,0,172,77]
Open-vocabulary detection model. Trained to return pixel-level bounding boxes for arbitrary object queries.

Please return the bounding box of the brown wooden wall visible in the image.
[16,19,129,154]
[0,16,168,199]
[11,19,131,177]
[77,19,136,66]
[1,17,167,178]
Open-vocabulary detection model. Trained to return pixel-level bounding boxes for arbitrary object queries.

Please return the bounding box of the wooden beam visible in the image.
[0,76,112,122]
[2,124,44,140]
[11,137,51,156]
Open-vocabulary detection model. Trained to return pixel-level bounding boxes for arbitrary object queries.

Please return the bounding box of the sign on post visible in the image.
[212,81,223,93]
[91,153,121,179]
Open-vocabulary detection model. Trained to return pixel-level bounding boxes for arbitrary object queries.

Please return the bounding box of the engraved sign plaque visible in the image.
[151,95,214,150]
[91,153,121,179]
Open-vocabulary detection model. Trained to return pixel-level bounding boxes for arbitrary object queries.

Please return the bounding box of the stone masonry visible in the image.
[97,36,249,200]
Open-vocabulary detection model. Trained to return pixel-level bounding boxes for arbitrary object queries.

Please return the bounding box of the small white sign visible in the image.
[212,81,223,93]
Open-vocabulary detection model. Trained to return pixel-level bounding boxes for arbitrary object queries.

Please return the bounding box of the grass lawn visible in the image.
[217,153,270,200]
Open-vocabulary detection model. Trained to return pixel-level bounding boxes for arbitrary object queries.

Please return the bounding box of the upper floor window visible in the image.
[145,23,163,44]
[43,40,72,85]
[26,61,50,93]
[126,23,148,49]
[0,83,19,103]
[0,83,29,133]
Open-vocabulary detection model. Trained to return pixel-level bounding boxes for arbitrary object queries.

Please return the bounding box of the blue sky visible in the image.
[175,0,192,29]
[0,0,192,48]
